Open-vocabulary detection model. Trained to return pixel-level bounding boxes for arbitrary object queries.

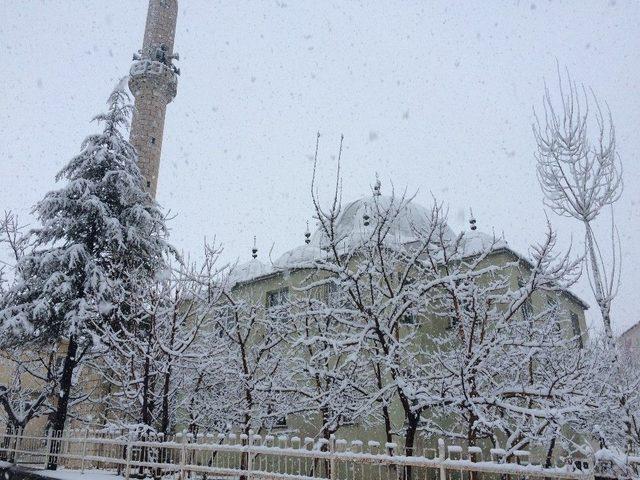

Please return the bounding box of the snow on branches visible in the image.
[0,80,175,462]
[278,135,602,461]
[533,67,623,339]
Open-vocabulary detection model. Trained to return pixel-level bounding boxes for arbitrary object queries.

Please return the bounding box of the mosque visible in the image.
[3,0,584,443]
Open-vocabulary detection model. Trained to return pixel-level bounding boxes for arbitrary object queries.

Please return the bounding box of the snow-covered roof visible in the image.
[274,244,325,270]
[310,194,456,250]
[228,195,587,312]
[460,230,509,257]
[229,258,272,286]
[273,197,506,270]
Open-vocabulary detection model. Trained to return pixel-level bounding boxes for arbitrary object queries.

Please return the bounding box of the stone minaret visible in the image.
[129,0,179,198]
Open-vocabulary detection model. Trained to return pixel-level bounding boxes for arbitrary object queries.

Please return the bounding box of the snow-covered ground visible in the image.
[0,462,123,480]
[32,470,123,480]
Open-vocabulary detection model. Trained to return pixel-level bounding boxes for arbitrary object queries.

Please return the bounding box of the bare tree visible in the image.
[420,225,600,461]
[533,68,623,339]
[0,211,29,296]
[94,256,214,435]
[0,212,59,437]
[284,284,378,444]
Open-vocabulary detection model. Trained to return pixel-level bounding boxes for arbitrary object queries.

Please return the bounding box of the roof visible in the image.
[309,194,456,251]
[230,195,589,312]
[619,321,640,339]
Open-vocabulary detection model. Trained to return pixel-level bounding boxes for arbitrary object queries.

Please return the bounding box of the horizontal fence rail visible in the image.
[1,426,639,480]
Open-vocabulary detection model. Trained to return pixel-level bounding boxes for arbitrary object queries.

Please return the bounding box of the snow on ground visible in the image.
[0,463,123,480]
[31,469,123,480]
[40,470,122,480]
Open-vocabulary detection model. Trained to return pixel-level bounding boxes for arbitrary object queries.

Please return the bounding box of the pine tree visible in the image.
[0,79,173,469]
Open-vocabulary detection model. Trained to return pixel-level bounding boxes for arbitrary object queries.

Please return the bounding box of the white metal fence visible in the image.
[1,426,638,480]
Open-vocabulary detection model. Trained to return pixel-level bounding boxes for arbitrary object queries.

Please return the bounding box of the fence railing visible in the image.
[1,426,638,480]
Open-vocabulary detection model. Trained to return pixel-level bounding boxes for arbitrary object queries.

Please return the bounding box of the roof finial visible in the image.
[469,208,477,231]
[252,236,258,259]
[304,221,311,244]
[373,173,381,196]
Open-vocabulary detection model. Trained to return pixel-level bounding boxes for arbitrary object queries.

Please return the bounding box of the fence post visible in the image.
[43,428,53,469]
[438,438,446,480]
[247,430,254,480]
[587,451,597,480]
[80,427,89,473]
[124,432,133,480]
[13,427,23,465]
[179,430,188,480]
[329,434,336,480]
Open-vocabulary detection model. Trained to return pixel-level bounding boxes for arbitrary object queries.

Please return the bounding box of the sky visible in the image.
[1,1,638,334]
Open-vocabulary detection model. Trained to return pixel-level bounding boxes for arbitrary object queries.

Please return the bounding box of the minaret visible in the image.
[129,0,179,198]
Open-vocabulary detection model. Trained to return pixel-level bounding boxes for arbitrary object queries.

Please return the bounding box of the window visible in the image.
[150,136,156,145]
[570,312,583,348]
[400,303,417,325]
[266,403,287,428]
[400,312,416,325]
[266,287,289,320]
[267,287,289,308]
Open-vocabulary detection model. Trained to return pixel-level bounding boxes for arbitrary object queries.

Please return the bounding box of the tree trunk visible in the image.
[545,436,556,468]
[404,415,418,480]
[584,223,613,341]
[47,336,78,470]
[160,366,172,435]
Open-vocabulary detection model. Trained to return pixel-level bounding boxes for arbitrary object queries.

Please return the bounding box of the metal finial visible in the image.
[252,236,258,259]
[363,205,371,226]
[304,221,311,244]
[469,209,477,231]
[373,174,381,196]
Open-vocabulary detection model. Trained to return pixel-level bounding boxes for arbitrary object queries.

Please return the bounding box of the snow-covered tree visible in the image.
[292,137,460,463]
[578,339,640,456]
[0,80,173,468]
[0,212,67,441]
[418,226,599,461]
[284,286,378,443]
[183,290,294,436]
[291,136,601,477]
[94,254,215,436]
[532,69,638,466]
[0,212,29,297]
[0,347,57,434]
[533,68,623,340]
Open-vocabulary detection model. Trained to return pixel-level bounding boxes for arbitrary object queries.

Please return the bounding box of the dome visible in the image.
[229,258,271,285]
[310,194,455,250]
[274,244,325,269]
[461,230,508,256]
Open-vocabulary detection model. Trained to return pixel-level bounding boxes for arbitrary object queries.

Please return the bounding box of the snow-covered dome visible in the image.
[461,230,508,256]
[310,194,456,249]
[274,244,325,269]
[229,258,271,285]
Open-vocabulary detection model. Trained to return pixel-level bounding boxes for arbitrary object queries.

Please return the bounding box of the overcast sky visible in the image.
[1,1,638,334]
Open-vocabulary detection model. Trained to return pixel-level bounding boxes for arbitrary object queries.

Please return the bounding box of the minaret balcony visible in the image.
[129,59,178,102]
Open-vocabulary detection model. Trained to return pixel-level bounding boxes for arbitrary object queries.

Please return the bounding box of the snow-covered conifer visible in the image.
[0,79,173,467]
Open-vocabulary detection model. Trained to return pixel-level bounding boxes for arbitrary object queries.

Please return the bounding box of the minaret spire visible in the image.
[129,0,180,198]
